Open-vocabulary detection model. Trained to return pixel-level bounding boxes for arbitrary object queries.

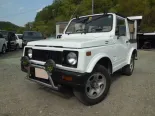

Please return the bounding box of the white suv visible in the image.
[21,13,137,105]
[0,33,7,54]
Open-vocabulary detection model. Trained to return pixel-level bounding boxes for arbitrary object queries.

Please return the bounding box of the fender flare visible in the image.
[127,48,137,64]
[86,53,113,73]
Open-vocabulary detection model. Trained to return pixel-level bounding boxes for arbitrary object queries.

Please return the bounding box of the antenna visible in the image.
[70,0,83,20]
[103,2,107,14]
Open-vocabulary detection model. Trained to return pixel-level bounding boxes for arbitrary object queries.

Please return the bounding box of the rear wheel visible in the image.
[122,54,135,76]
[1,45,6,54]
[73,64,111,106]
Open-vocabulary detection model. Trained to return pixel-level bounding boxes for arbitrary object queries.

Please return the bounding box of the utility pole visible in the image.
[92,0,94,14]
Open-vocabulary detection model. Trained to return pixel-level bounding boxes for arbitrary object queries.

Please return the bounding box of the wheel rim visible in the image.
[130,57,134,71]
[85,73,106,99]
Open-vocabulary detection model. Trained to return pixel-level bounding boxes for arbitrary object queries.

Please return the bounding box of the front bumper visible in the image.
[21,58,89,91]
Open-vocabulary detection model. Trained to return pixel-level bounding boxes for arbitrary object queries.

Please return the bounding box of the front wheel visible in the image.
[73,64,111,106]
[1,45,6,54]
[122,55,135,76]
[14,44,18,51]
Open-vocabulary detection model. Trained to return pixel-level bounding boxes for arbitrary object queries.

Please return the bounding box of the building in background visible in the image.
[128,16,155,49]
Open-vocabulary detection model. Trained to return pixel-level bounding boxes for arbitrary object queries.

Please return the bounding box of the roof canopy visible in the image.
[128,16,142,20]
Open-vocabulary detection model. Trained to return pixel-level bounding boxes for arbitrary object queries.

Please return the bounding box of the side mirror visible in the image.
[57,35,62,39]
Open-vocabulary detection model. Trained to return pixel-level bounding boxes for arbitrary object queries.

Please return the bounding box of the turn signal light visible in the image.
[62,76,72,81]
[86,51,91,56]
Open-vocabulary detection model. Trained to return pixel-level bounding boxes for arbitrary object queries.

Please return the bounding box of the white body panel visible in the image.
[15,34,23,48]
[25,13,137,74]
[0,37,7,52]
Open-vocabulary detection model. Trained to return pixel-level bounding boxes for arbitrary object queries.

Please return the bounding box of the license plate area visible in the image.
[35,68,48,80]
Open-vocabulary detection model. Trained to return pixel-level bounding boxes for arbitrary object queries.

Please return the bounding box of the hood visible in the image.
[27,34,114,48]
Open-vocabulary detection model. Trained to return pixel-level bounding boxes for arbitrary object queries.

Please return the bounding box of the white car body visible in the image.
[15,34,23,48]
[22,13,138,105]
[25,13,137,74]
[0,33,7,53]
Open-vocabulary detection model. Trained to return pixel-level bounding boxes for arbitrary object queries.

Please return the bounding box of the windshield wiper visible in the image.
[66,32,72,35]
[75,29,87,34]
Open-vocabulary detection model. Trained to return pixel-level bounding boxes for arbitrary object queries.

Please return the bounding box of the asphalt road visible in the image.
[0,50,155,116]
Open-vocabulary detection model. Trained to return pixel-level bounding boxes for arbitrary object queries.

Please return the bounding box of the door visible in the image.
[8,32,17,50]
[115,17,129,64]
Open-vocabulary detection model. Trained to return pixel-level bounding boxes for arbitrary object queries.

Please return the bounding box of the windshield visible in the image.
[23,32,43,39]
[17,35,23,39]
[65,14,113,34]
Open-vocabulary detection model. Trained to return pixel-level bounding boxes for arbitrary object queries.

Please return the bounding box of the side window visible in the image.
[9,33,16,41]
[116,17,126,36]
[12,35,16,41]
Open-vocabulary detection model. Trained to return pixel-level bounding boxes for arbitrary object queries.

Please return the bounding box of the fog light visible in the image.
[44,60,56,73]
[21,56,30,67]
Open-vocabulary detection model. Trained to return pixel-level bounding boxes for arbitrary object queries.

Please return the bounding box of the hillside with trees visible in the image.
[24,0,155,36]
[0,21,20,32]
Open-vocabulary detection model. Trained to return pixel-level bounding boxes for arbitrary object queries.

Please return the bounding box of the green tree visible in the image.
[31,0,155,37]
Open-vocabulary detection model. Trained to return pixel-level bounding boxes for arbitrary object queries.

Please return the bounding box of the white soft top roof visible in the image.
[128,16,142,20]
[75,13,114,19]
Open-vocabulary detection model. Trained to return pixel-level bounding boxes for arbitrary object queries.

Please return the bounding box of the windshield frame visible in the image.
[65,14,114,34]
[17,34,23,39]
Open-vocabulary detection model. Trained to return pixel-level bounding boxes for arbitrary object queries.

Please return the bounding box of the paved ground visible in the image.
[0,50,155,116]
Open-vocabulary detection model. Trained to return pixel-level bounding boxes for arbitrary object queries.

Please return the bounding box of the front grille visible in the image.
[32,49,62,64]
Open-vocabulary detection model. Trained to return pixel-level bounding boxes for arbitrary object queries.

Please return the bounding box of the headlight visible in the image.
[67,52,77,65]
[28,49,32,58]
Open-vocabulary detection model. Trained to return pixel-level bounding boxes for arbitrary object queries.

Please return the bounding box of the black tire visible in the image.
[122,54,135,76]
[1,45,6,54]
[73,64,111,106]
[14,44,18,51]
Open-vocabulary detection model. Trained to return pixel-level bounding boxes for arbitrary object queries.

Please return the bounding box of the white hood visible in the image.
[27,34,114,48]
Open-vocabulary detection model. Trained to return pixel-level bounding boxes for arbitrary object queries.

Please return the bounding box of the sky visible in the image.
[0,0,53,26]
